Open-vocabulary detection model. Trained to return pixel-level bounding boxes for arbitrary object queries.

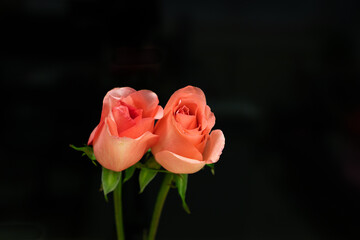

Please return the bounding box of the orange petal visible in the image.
[152,113,203,161]
[173,118,203,146]
[106,115,119,137]
[112,105,136,133]
[154,150,206,174]
[203,130,225,164]
[194,134,208,154]
[205,105,215,130]
[123,90,162,118]
[175,113,197,129]
[88,120,106,145]
[153,105,164,119]
[107,87,136,99]
[119,118,154,139]
[88,125,98,145]
[100,87,136,123]
[164,86,206,116]
[93,120,159,172]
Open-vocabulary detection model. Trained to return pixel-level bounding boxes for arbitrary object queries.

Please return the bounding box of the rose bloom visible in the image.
[151,86,225,174]
[88,87,163,172]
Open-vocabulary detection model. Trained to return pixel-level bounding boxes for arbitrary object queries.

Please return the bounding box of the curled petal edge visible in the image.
[154,150,206,174]
[88,125,98,145]
[106,87,136,101]
[203,130,225,164]
[123,90,162,118]
[153,105,164,119]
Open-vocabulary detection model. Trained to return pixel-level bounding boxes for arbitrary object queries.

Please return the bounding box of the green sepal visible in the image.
[123,165,136,183]
[102,167,122,199]
[138,155,162,193]
[145,155,161,169]
[206,163,215,175]
[174,174,191,214]
[70,144,97,165]
[139,168,158,193]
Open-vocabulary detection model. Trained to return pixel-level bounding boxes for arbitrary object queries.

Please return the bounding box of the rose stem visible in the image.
[148,173,173,240]
[114,172,125,240]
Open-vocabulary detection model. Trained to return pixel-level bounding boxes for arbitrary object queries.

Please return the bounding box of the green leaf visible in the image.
[139,168,158,193]
[206,163,215,175]
[70,144,97,165]
[102,167,122,198]
[174,174,191,214]
[123,165,136,183]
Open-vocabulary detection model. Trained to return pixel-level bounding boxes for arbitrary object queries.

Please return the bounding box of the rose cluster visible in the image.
[88,86,225,174]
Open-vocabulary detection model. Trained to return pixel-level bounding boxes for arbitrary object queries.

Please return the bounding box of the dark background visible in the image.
[1,0,360,239]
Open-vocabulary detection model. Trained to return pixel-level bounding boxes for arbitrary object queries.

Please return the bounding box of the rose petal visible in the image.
[106,115,119,137]
[154,150,206,174]
[175,113,197,129]
[172,103,203,146]
[93,119,159,172]
[153,105,164,119]
[176,102,198,116]
[100,87,136,123]
[88,124,99,145]
[195,134,208,154]
[152,113,203,161]
[119,118,154,138]
[112,105,136,133]
[164,86,206,116]
[203,130,225,164]
[173,117,203,146]
[123,90,162,118]
[205,105,215,130]
[108,87,136,99]
[184,126,201,135]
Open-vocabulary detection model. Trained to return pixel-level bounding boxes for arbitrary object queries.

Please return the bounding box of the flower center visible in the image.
[176,105,190,115]
[175,104,198,129]
[127,105,141,119]
[112,102,143,134]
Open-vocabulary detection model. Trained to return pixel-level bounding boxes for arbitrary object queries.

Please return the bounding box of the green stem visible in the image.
[148,173,173,240]
[114,172,125,240]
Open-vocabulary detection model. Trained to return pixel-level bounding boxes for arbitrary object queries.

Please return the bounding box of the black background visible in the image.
[1,0,360,239]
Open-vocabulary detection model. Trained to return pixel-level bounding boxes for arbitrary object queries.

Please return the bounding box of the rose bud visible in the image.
[151,86,225,174]
[88,87,163,172]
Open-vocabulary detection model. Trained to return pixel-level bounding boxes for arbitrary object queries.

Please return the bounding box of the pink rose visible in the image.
[151,86,225,174]
[88,87,163,172]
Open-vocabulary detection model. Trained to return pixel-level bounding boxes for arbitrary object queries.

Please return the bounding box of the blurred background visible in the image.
[1,0,360,239]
